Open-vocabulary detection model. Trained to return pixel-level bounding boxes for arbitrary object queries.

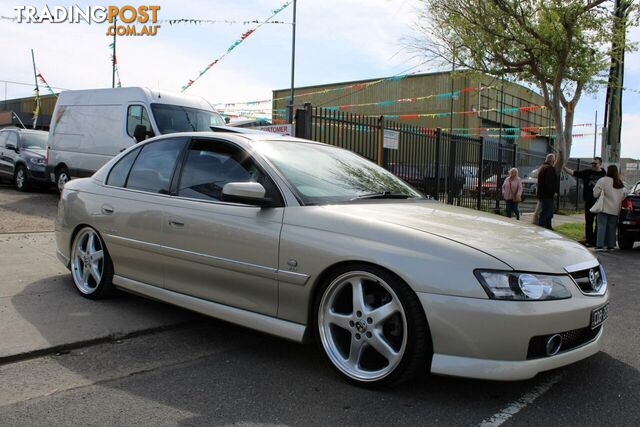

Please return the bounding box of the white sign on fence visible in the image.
[625,162,639,170]
[383,129,400,150]
[254,124,293,136]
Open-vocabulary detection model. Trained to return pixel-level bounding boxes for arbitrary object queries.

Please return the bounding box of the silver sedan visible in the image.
[55,131,609,387]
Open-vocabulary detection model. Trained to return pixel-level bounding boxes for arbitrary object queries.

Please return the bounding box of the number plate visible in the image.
[591,303,609,329]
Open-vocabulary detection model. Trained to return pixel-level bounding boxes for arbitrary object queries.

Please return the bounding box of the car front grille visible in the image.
[527,325,601,360]
[569,266,606,295]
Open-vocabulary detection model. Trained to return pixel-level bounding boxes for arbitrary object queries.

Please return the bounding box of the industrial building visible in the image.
[0,93,56,130]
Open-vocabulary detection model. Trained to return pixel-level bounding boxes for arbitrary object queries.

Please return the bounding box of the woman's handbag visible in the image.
[590,194,605,214]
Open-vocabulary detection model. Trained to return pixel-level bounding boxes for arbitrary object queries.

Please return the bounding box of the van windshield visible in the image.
[151,104,225,134]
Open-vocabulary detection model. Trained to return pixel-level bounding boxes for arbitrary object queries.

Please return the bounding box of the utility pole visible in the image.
[593,110,598,158]
[602,0,631,165]
[31,49,40,129]
[112,16,117,88]
[287,0,297,124]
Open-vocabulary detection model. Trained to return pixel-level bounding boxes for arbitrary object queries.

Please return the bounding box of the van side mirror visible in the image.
[133,125,149,143]
[5,143,16,151]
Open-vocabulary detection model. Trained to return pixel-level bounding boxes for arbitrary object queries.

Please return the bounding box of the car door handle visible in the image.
[101,206,114,215]
[169,219,185,228]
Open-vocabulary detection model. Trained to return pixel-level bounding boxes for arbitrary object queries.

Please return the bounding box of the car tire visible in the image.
[55,167,70,194]
[618,234,635,250]
[314,264,431,388]
[70,226,115,299]
[14,165,29,192]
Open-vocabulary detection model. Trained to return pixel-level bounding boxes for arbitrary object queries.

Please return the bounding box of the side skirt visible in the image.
[112,275,307,343]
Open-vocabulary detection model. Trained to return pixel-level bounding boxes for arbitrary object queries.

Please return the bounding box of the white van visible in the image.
[45,87,225,192]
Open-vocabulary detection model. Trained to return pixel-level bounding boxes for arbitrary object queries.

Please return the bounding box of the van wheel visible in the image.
[15,166,29,192]
[56,167,70,193]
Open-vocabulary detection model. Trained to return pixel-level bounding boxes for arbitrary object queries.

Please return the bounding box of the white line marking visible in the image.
[479,373,564,427]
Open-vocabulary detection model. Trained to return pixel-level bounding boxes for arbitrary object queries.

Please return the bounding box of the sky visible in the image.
[0,0,639,158]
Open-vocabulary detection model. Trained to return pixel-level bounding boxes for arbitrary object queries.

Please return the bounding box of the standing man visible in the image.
[537,153,557,229]
[564,157,606,246]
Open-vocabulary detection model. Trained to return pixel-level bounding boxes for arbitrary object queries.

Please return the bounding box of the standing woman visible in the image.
[502,167,523,220]
[593,165,628,251]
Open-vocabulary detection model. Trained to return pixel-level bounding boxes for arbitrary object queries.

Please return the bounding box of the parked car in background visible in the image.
[0,127,50,191]
[521,167,576,197]
[387,163,425,190]
[45,87,226,192]
[618,181,640,250]
[56,131,608,388]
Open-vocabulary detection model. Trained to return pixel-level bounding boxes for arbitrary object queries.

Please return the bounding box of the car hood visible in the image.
[322,200,595,274]
[22,148,46,158]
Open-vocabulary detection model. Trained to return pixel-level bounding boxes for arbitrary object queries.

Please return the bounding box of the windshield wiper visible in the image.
[350,191,414,201]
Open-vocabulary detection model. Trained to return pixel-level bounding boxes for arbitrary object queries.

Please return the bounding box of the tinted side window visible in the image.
[177,139,280,203]
[126,138,187,194]
[5,132,18,148]
[0,132,7,147]
[127,105,153,142]
[106,148,140,187]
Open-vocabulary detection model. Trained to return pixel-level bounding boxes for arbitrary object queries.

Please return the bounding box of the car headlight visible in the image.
[475,270,572,301]
[29,157,45,165]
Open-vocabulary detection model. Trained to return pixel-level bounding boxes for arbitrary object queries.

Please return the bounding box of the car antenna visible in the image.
[12,111,27,129]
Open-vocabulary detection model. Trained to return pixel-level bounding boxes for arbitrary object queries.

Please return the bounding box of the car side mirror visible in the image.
[221,182,273,206]
[5,143,16,151]
[133,125,151,143]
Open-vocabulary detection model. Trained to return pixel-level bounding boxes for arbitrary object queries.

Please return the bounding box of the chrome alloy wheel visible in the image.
[57,170,69,193]
[15,168,26,190]
[318,271,408,382]
[71,228,105,295]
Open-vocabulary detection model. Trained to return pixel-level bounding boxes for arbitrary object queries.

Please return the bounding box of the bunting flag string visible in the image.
[35,71,57,97]
[362,104,547,120]
[321,86,495,111]
[160,18,290,25]
[215,72,424,108]
[181,0,293,92]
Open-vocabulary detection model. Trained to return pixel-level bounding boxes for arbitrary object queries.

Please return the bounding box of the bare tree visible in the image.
[411,0,638,170]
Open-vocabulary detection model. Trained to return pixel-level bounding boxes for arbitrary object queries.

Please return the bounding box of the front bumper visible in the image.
[418,290,608,381]
[430,328,602,381]
[26,165,51,184]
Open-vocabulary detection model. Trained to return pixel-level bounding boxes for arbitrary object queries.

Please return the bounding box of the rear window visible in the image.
[106,148,141,187]
[126,137,187,194]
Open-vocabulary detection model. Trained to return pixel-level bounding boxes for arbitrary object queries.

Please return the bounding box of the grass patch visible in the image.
[556,209,584,216]
[554,222,585,241]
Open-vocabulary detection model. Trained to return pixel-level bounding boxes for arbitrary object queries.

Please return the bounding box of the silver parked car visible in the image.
[55,131,609,387]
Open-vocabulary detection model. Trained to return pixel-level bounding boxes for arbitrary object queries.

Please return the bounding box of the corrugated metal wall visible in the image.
[273,72,552,149]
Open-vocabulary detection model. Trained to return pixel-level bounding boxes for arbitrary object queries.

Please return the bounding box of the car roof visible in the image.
[155,128,327,147]
[0,127,48,135]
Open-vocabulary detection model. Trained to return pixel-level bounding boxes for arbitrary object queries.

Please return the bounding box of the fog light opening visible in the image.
[545,334,563,356]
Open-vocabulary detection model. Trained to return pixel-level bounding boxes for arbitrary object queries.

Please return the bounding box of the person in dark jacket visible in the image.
[536,153,557,229]
[563,157,606,246]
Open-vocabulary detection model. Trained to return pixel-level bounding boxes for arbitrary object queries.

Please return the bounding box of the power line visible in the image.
[0,79,69,91]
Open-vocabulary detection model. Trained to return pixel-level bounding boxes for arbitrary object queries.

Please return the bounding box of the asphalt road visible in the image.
[0,185,638,426]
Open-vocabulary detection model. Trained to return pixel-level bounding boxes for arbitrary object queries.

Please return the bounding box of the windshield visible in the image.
[254,141,421,205]
[19,132,47,150]
[151,103,225,133]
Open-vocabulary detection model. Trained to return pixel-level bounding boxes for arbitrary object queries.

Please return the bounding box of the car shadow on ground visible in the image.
[7,273,640,425]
